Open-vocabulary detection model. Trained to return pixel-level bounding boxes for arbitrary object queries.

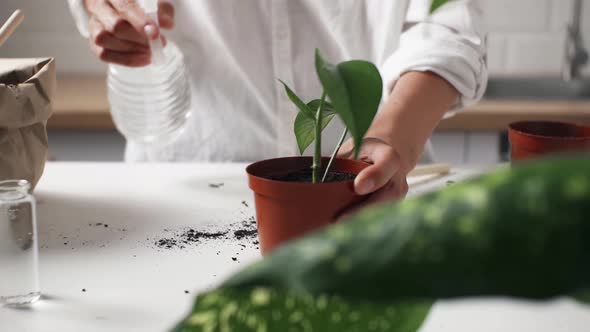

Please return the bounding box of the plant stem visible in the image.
[312,92,326,183]
[322,127,348,183]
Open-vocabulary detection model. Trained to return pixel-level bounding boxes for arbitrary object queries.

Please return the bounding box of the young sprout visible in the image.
[280,49,382,183]
[279,0,452,183]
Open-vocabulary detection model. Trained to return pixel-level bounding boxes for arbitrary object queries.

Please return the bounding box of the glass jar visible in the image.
[0,180,40,305]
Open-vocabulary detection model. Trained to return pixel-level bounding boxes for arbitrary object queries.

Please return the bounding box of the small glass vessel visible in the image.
[0,180,40,305]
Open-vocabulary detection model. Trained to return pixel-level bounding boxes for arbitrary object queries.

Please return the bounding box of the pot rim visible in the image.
[246,156,369,188]
[508,120,590,141]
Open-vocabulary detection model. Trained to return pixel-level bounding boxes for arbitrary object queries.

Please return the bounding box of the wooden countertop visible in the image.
[50,77,590,131]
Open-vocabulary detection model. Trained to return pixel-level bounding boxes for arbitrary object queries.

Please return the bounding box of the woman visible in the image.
[68,0,487,205]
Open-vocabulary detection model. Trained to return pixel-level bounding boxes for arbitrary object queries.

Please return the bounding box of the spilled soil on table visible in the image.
[152,216,259,254]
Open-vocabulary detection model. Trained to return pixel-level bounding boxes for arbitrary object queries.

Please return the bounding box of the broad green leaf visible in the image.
[172,288,432,332]
[225,157,590,300]
[294,101,336,155]
[315,49,382,159]
[337,60,382,157]
[430,0,450,13]
[307,99,335,112]
[315,49,355,146]
[175,156,590,331]
[573,289,590,304]
[279,79,314,119]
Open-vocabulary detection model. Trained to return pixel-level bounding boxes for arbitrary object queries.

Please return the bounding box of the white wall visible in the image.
[0,0,106,75]
[483,0,590,77]
[0,0,589,77]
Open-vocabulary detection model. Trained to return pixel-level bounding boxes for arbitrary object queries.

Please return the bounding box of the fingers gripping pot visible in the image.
[0,58,55,188]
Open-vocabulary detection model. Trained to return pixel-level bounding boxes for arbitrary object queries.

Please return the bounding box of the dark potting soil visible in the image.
[153,217,259,251]
[61,195,259,264]
[155,230,228,249]
[234,229,257,240]
[267,168,356,183]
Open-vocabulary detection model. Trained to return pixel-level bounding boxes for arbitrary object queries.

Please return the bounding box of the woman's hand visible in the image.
[339,71,460,214]
[338,137,410,206]
[84,0,175,67]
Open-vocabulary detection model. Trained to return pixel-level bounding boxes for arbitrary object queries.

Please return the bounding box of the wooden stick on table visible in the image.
[0,10,24,48]
[408,163,451,177]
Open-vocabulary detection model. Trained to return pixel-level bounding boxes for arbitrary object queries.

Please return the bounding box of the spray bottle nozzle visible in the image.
[140,0,165,66]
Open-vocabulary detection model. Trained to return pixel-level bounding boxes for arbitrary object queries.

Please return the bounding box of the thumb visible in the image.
[158,0,175,29]
[336,138,354,159]
[111,0,160,39]
[354,150,400,195]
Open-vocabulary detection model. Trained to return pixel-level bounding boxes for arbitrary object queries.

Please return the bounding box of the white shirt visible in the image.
[68,0,487,162]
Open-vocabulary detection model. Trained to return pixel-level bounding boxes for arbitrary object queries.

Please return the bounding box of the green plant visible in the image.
[225,157,590,298]
[280,0,454,184]
[174,156,590,332]
[280,50,382,183]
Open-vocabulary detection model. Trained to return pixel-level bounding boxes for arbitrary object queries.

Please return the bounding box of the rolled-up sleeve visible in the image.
[382,0,488,113]
[67,0,91,38]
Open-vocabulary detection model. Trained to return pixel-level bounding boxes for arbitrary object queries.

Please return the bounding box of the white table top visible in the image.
[1,163,588,332]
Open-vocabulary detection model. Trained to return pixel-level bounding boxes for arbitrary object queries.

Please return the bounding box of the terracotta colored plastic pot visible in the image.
[246,156,369,255]
[508,121,590,162]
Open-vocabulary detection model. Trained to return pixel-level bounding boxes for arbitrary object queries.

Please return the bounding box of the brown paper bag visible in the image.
[0,58,55,189]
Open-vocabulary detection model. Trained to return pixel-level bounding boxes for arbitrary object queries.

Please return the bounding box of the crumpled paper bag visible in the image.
[0,58,55,189]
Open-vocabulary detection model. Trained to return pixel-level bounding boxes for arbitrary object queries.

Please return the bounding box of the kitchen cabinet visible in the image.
[48,130,125,162]
[431,132,501,165]
[47,77,590,163]
[47,130,501,164]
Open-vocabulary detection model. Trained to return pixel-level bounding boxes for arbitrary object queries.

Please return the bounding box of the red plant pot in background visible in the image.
[508,121,590,162]
[246,157,369,255]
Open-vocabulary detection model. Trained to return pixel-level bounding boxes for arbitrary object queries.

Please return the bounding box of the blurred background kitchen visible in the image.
[0,0,589,163]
